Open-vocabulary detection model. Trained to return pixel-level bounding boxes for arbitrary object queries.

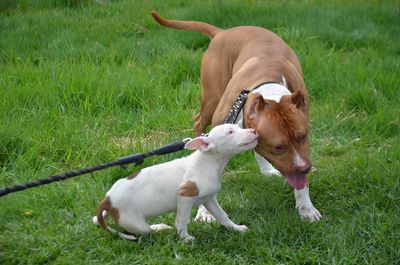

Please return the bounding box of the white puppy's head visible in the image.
[185,124,258,155]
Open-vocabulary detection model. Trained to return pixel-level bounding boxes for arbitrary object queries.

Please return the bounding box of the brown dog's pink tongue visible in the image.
[286,175,307,190]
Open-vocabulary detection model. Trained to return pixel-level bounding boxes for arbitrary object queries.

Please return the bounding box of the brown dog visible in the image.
[152,12,321,221]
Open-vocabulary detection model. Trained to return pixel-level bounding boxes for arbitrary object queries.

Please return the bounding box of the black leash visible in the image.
[0,139,190,197]
[0,81,279,198]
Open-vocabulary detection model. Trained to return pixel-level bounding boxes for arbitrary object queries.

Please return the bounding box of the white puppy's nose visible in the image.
[249,129,257,135]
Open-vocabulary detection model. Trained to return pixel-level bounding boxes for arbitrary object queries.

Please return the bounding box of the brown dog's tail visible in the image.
[151,11,222,38]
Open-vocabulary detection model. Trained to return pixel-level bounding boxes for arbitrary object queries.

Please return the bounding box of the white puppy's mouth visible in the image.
[239,137,258,147]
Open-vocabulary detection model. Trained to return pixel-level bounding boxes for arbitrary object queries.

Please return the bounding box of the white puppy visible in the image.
[92,124,258,242]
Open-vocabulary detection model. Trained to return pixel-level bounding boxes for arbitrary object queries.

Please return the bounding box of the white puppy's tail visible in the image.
[93,197,137,240]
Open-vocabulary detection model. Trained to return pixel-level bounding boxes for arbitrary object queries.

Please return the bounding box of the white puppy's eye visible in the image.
[228,130,233,135]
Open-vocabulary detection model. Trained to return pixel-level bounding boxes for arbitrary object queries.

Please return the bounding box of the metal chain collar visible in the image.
[224,90,250,124]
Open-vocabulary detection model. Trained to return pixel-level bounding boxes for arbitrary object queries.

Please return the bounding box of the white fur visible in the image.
[252,81,291,103]
[254,151,281,177]
[281,75,288,88]
[295,186,322,221]
[93,124,257,241]
[293,150,307,169]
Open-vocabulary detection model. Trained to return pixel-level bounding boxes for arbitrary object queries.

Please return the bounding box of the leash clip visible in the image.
[182,137,192,143]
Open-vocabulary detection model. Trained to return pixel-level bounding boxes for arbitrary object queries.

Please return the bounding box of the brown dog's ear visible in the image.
[256,95,266,111]
[291,90,306,109]
[248,95,266,116]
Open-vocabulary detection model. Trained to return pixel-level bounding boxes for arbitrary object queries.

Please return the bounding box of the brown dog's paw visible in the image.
[298,204,322,222]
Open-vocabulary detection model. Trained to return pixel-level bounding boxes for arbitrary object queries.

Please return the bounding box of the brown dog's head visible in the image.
[244,91,311,190]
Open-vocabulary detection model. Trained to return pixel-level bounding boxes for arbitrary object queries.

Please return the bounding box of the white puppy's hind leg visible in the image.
[117,213,151,240]
[107,226,138,241]
[194,204,216,222]
[150,224,173,231]
[254,152,281,177]
[295,185,322,222]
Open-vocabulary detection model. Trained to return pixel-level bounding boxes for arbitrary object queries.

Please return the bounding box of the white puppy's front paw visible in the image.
[297,204,322,222]
[233,224,249,233]
[194,207,216,223]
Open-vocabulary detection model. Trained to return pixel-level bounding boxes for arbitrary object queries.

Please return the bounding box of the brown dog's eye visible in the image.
[273,145,286,154]
[300,134,308,143]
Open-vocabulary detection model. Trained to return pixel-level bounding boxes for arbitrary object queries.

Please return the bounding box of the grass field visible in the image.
[1,0,399,264]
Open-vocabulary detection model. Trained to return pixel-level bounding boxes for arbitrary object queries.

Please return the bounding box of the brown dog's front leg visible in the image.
[193,113,207,136]
[193,97,220,135]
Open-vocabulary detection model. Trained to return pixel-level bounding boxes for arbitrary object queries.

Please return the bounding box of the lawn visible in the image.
[1,0,399,264]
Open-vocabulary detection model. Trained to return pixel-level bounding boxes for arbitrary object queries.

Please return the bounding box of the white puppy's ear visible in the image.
[184,137,214,152]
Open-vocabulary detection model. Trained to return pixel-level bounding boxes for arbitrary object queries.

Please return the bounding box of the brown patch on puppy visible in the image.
[177,180,199,197]
[127,170,141,180]
[96,196,120,230]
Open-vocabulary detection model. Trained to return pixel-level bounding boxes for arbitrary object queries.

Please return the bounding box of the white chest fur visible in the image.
[252,82,292,102]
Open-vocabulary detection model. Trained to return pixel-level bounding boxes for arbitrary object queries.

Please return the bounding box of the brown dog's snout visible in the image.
[295,160,311,174]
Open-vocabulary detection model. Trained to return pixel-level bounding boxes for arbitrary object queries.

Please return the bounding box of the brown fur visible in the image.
[152,12,312,178]
[244,93,310,176]
[96,196,120,230]
[151,11,221,38]
[177,181,199,197]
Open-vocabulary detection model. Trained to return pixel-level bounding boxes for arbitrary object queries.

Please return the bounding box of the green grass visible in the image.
[1,0,399,264]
